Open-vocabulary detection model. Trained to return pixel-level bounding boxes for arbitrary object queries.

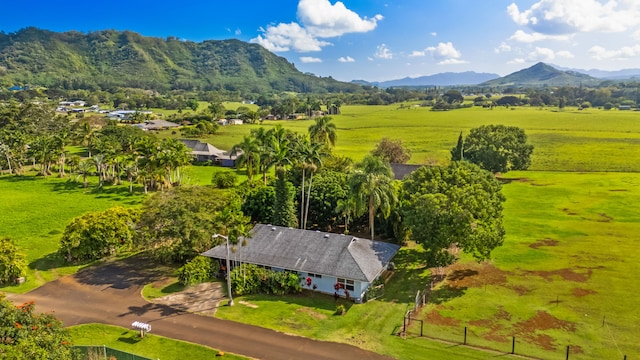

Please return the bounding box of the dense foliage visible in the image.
[458,125,534,173]
[401,162,505,266]
[370,137,411,164]
[59,207,140,263]
[229,264,302,296]
[0,238,26,285]
[177,256,219,286]
[0,296,78,359]
[136,187,240,264]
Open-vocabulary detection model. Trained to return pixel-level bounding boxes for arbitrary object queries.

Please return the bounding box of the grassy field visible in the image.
[68,324,246,360]
[186,105,640,172]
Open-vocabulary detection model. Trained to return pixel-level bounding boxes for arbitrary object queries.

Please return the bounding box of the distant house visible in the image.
[217,119,228,126]
[202,224,400,303]
[108,110,154,120]
[619,105,632,110]
[390,163,424,181]
[132,120,179,131]
[265,114,279,120]
[228,118,243,125]
[178,139,239,166]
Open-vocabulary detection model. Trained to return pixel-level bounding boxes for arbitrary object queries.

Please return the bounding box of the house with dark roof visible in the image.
[202,224,400,303]
[179,139,239,166]
[390,163,424,180]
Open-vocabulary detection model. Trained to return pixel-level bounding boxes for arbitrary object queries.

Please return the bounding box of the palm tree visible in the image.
[231,136,260,181]
[308,116,337,148]
[335,197,356,234]
[349,155,397,240]
[295,139,325,229]
[76,159,93,188]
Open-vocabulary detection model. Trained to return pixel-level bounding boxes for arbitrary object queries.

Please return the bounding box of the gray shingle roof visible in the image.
[202,224,400,282]
[179,139,226,156]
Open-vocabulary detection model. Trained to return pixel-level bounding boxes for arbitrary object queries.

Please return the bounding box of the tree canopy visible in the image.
[457,124,534,173]
[402,161,505,267]
[0,296,78,359]
[0,238,26,285]
[371,137,411,164]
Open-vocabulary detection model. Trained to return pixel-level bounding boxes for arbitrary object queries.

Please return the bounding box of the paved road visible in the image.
[6,257,393,360]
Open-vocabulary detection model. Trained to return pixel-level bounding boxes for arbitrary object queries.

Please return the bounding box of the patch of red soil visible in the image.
[526,268,591,282]
[446,262,508,288]
[570,345,584,354]
[507,284,530,296]
[572,288,597,297]
[512,311,576,351]
[495,308,512,321]
[529,238,559,249]
[424,309,461,327]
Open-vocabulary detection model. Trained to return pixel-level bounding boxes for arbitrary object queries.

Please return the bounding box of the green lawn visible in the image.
[68,324,247,360]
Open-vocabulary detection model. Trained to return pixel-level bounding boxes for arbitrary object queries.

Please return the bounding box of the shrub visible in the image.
[335,304,346,315]
[230,264,302,295]
[211,172,237,188]
[0,237,26,285]
[177,256,219,286]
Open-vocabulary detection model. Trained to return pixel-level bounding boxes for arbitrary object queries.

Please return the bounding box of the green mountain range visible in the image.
[0,27,361,94]
[480,62,601,87]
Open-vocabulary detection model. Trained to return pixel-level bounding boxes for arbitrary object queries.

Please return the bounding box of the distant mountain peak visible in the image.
[480,62,598,87]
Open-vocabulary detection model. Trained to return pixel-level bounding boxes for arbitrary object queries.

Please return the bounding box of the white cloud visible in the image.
[430,32,437,37]
[589,44,640,60]
[507,0,640,35]
[297,0,383,37]
[556,50,574,59]
[494,42,512,53]
[338,56,355,63]
[251,23,331,52]
[509,30,570,43]
[409,50,426,57]
[508,58,526,64]
[527,47,557,62]
[235,28,242,36]
[375,44,393,59]
[251,0,383,53]
[633,29,640,40]
[300,56,323,63]
[426,42,465,64]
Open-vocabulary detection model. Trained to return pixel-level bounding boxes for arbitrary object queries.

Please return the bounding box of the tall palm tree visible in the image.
[349,155,397,240]
[231,136,260,181]
[296,139,325,229]
[308,116,337,148]
[76,159,93,188]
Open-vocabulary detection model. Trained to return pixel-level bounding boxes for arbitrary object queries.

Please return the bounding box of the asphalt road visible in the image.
[6,256,394,360]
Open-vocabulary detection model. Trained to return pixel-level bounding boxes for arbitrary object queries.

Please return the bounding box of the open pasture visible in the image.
[196,105,640,172]
[412,171,640,359]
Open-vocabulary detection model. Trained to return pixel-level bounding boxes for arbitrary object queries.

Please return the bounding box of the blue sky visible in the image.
[2,0,640,81]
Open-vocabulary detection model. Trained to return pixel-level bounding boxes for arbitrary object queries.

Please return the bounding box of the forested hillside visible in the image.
[0,27,361,94]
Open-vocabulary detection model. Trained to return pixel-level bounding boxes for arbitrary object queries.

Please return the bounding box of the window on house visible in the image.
[337,278,354,291]
[308,273,322,279]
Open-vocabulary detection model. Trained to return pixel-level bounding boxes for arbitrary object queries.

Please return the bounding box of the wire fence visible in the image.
[398,279,633,360]
[75,345,153,360]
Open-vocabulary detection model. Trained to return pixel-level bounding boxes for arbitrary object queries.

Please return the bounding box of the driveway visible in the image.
[5,256,393,360]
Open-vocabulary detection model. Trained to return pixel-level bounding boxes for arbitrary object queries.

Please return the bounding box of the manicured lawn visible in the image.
[68,324,247,360]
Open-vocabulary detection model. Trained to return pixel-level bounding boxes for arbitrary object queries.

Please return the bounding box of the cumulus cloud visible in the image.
[300,56,323,63]
[251,0,382,53]
[509,30,570,43]
[426,42,466,64]
[589,44,640,60]
[375,44,393,59]
[251,23,330,52]
[409,50,426,57]
[297,0,383,37]
[527,47,557,62]
[507,0,640,35]
[494,42,512,53]
[556,50,574,59]
[338,56,355,62]
[431,32,437,37]
[634,29,640,40]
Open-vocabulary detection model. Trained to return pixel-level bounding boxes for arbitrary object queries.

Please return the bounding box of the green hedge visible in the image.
[230,264,301,295]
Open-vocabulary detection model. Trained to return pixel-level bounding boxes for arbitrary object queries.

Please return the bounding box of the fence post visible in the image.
[602,315,606,327]
[566,345,570,360]
[103,345,107,359]
[463,327,467,345]
[511,336,515,354]
[420,320,423,337]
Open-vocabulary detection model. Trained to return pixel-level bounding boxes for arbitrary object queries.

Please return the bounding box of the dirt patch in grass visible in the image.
[512,311,576,350]
[152,282,225,315]
[295,307,327,320]
[572,287,597,297]
[239,300,258,308]
[597,213,613,222]
[563,208,578,216]
[529,238,559,249]
[507,284,530,296]
[526,268,591,282]
[424,307,461,327]
[446,262,508,288]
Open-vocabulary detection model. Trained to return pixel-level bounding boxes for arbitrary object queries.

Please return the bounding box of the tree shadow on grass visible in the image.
[379,246,432,303]
[429,284,467,304]
[29,252,66,271]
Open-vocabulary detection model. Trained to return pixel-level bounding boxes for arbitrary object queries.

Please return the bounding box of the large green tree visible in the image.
[0,238,26,285]
[0,296,78,359]
[349,155,397,240]
[308,116,337,148]
[370,137,411,164]
[402,161,505,267]
[459,124,534,173]
[59,207,140,263]
[136,186,239,264]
